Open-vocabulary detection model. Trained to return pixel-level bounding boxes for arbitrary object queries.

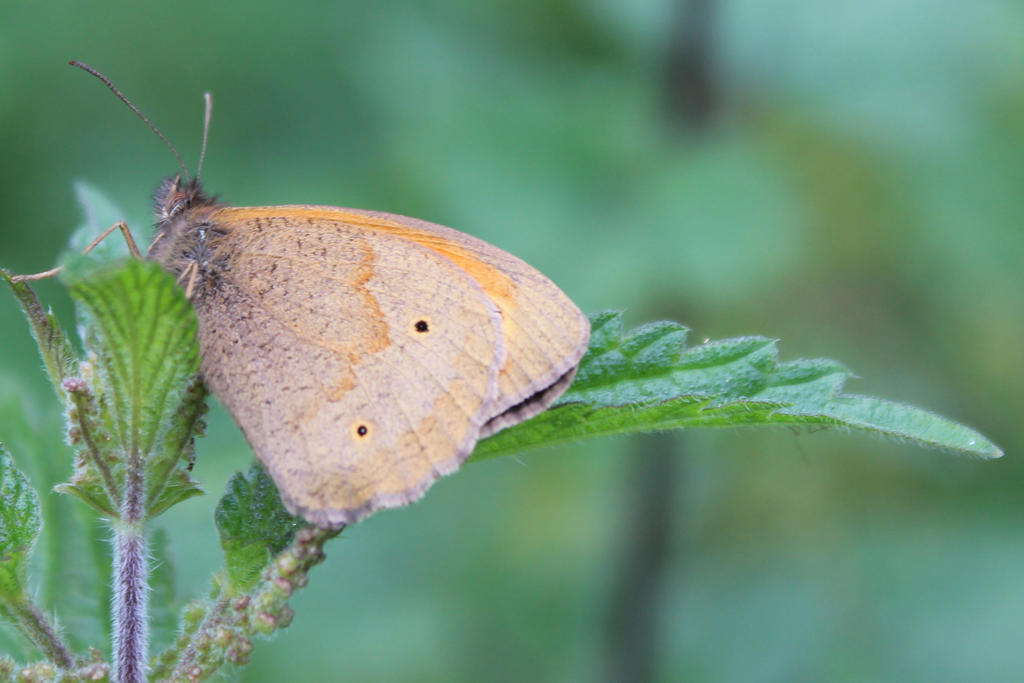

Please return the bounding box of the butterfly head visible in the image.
[148,175,222,284]
[153,174,212,223]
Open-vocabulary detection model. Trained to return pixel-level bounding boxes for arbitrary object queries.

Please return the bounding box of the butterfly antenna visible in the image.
[70,60,191,183]
[195,92,212,182]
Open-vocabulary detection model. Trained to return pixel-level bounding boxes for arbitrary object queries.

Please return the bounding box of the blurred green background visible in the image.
[1,1,1022,680]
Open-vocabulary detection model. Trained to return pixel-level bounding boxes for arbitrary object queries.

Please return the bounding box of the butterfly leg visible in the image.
[175,260,200,300]
[11,220,143,282]
[85,220,144,259]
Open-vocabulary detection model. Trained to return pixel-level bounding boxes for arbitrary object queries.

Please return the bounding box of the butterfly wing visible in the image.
[194,205,589,526]
[194,209,507,526]
[272,206,592,436]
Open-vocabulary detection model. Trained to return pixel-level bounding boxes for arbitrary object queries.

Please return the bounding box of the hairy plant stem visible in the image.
[165,526,341,682]
[2,595,75,669]
[112,459,147,683]
[168,596,230,681]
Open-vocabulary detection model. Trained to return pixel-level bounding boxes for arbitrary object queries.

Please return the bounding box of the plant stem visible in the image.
[165,526,341,681]
[112,461,147,683]
[2,595,75,669]
[168,596,230,681]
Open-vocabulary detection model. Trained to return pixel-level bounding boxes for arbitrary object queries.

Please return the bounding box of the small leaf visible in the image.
[53,482,118,517]
[215,465,304,595]
[147,469,204,519]
[58,378,120,517]
[472,311,1002,461]
[0,444,42,599]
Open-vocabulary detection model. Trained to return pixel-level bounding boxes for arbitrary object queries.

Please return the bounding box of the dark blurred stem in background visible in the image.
[664,0,718,131]
[604,434,681,683]
[604,3,719,678]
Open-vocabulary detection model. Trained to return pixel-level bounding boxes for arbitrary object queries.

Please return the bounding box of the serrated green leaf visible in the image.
[0,445,41,599]
[215,465,304,595]
[68,259,205,518]
[472,311,1003,461]
[70,259,200,458]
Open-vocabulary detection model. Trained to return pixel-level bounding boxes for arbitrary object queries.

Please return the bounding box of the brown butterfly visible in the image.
[26,62,590,528]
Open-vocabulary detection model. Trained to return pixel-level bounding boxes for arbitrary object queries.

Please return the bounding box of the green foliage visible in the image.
[0,384,110,655]
[0,445,41,601]
[215,466,304,595]
[0,446,75,670]
[1,5,1020,679]
[0,221,212,673]
[0,187,1005,680]
[474,312,1003,461]
[152,526,337,682]
[4,255,206,522]
[67,259,205,517]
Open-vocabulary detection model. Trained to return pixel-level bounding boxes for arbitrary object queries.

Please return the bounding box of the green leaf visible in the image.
[215,465,304,595]
[146,376,207,517]
[68,259,205,518]
[0,271,78,401]
[0,381,109,652]
[148,468,205,519]
[54,379,120,517]
[70,259,200,460]
[472,311,1003,461]
[0,444,42,599]
[0,447,75,667]
[52,482,117,518]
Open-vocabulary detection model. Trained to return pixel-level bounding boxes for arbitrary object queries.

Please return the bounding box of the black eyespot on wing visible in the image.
[414,320,429,333]
[351,421,372,441]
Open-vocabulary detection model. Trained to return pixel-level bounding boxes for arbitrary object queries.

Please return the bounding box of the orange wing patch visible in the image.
[216,206,517,309]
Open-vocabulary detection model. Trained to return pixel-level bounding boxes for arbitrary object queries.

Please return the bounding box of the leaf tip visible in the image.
[974,439,1004,460]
